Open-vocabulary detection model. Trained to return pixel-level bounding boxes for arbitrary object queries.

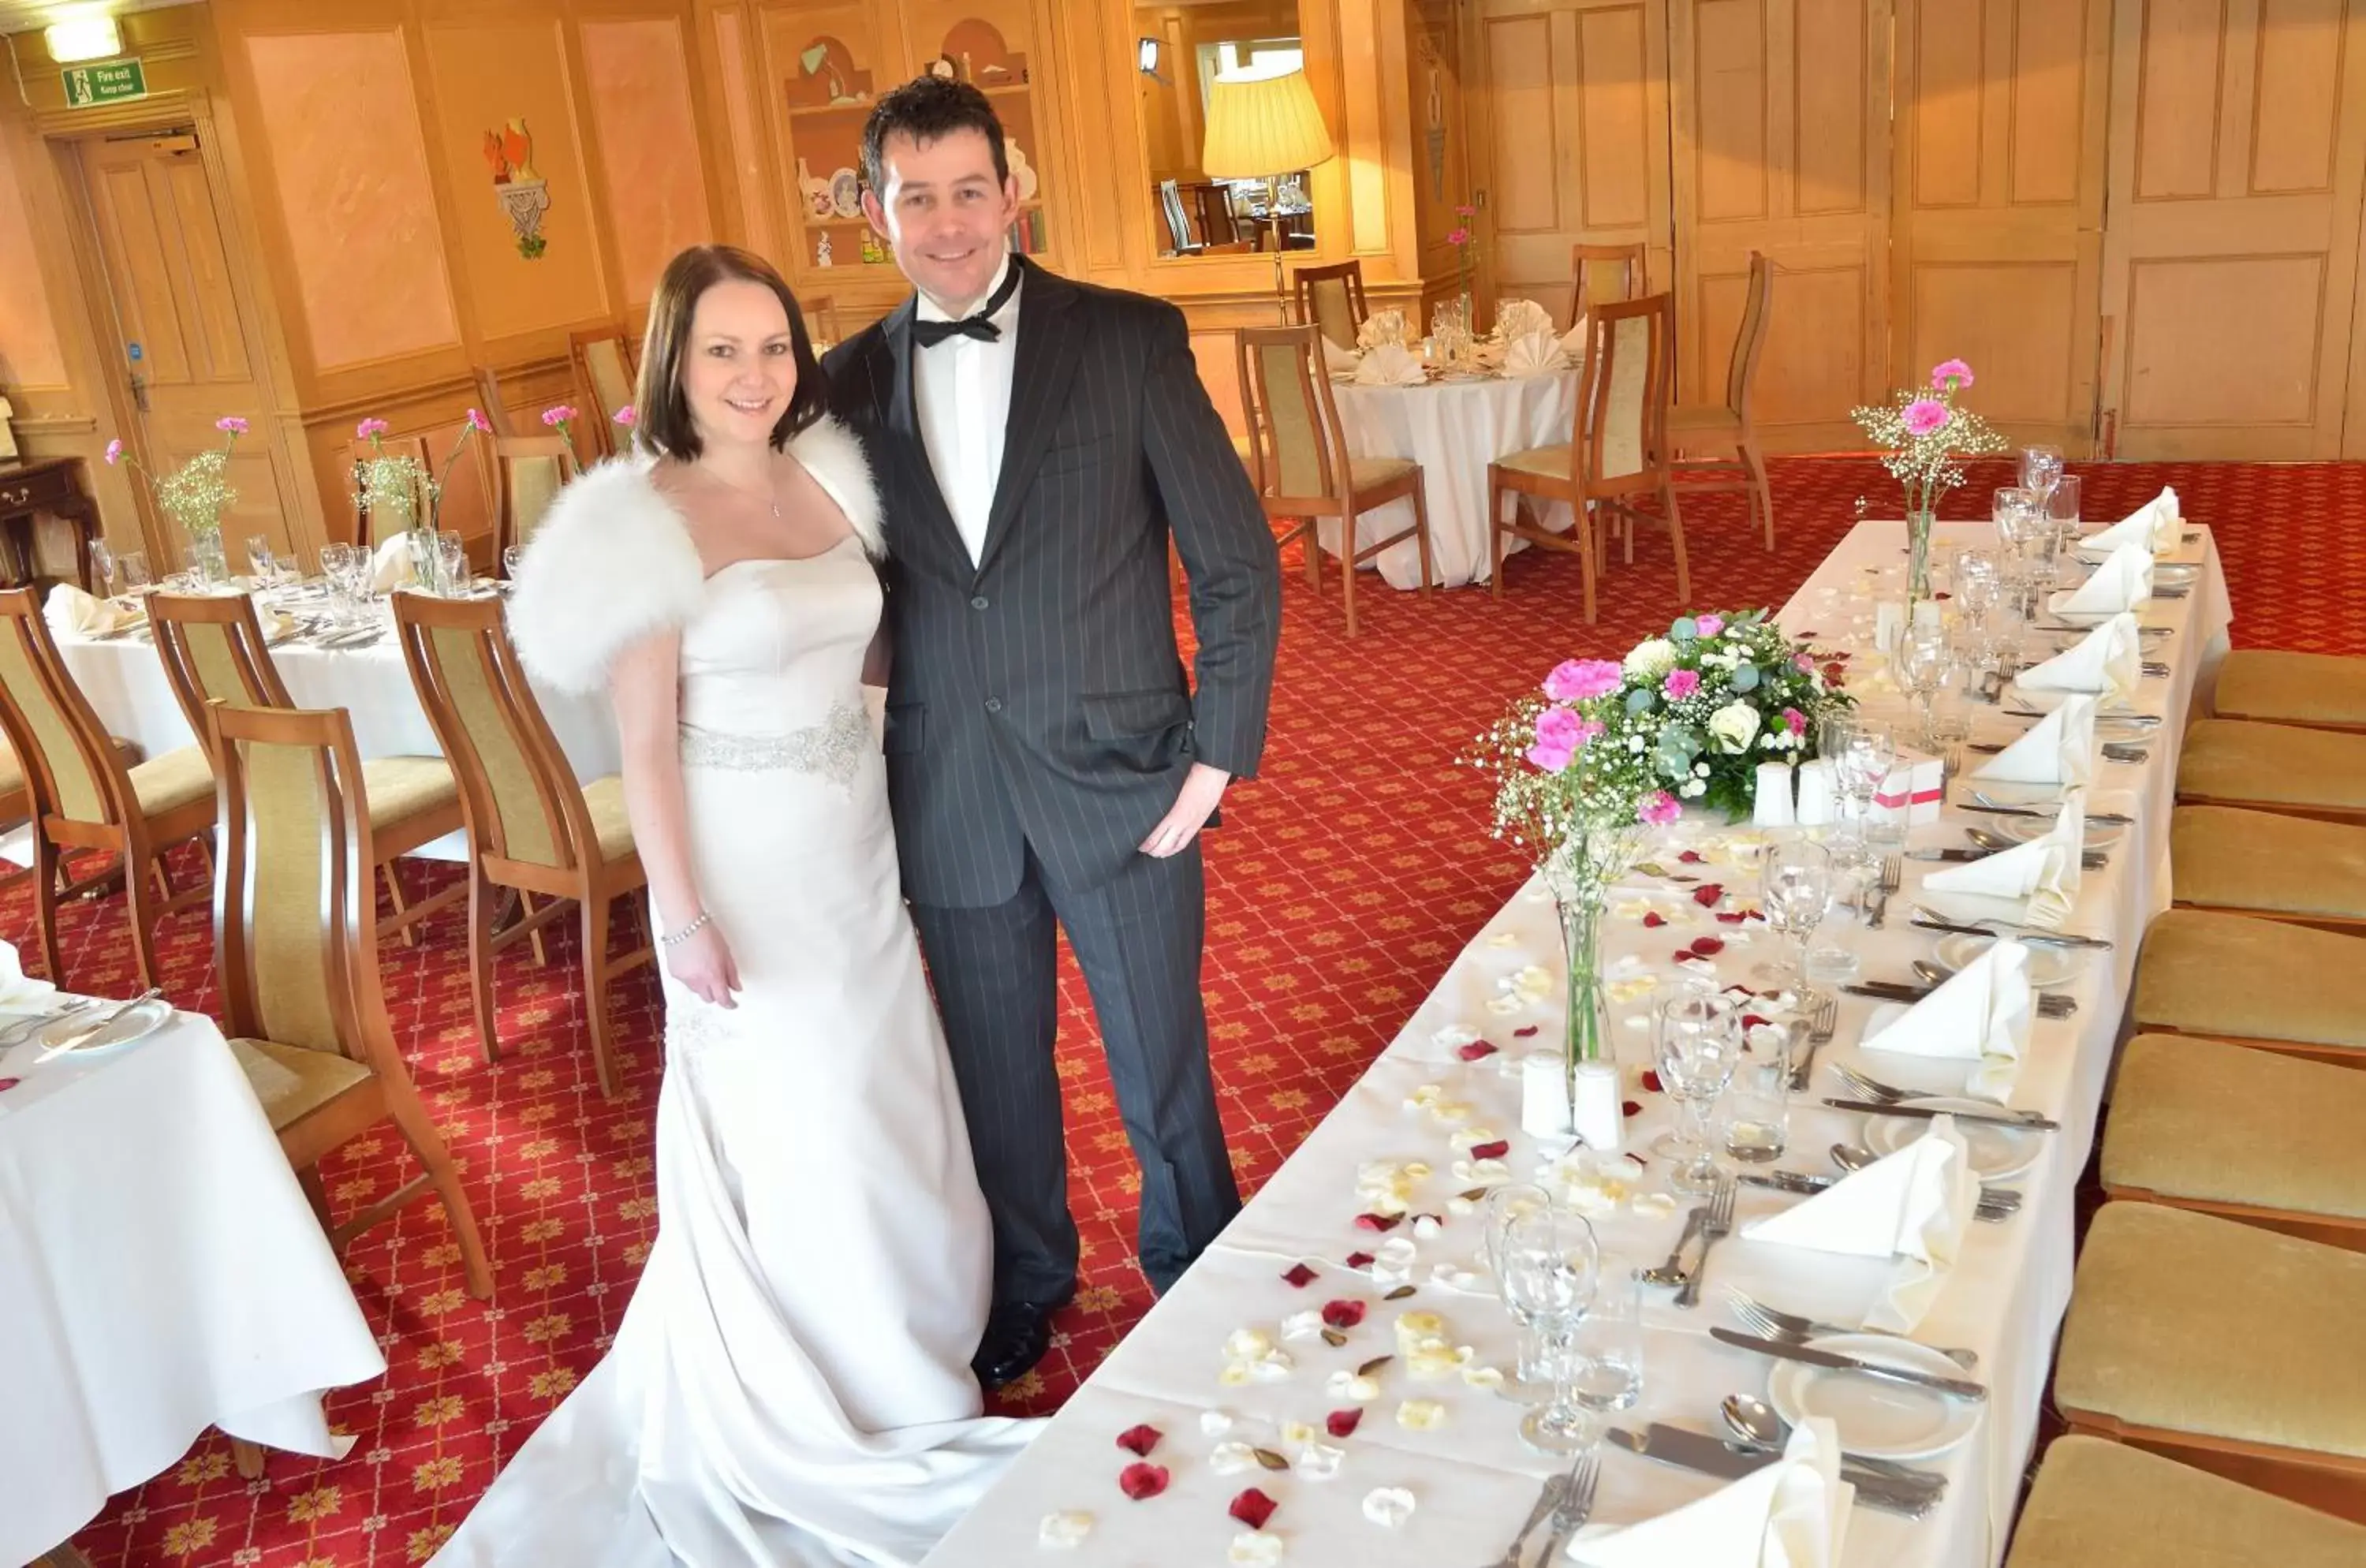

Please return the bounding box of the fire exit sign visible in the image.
[61,59,147,108]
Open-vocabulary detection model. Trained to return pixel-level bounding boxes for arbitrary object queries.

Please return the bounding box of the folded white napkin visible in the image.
[2086,486,2179,554]
[1495,297,1552,342]
[1745,1116,1977,1332]
[370,533,418,592]
[1571,1417,1852,1568]
[0,937,56,1011]
[1356,309,1409,351]
[2053,541,2153,615]
[1562,315,1589,359]
[1500,330,1570,379]
[1353,342,1427,386]
[1860,939,2035,1099]
[1323,338,1361,376]
[1924,796,2083,931]
[43,583,141,637]
[2016,614,2140,706]
[1972,693,2096,786]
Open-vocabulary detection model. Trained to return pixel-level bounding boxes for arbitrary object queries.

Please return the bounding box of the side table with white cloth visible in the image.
[1330,370,1581,589]
[924,519,2232,1568]
[0,1001,386,1566]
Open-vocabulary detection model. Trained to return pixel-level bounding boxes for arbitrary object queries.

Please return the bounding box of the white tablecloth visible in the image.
[0,1009,386,1563]
[1329,371,1580,589]
[925,519,2233,1568]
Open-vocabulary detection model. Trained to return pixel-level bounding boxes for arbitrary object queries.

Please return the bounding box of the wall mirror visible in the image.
[1134,2,1319,259]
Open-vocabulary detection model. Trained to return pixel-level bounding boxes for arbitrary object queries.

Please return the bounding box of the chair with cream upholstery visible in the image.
[2170,805,2366,933]
[149,592,466,947]
[345,431,432,549]
[490,435,579,564]
[1666,249,1774,551]
[1489,293,1689,621]
[470,366,517,437]
[2213,649,2366,733]
[1292,260,1369,353]
[2005,1435,2366,1568]
[392,592,650,1096]
[568,327,636,461]
[2055,1203,2366,1523]
[1235,324,1434,638]
[0,587,211,987]
[2133,909,2366,1066]
[1565,241,1646,332]
[2102,1034,2366,1253]
[2177,718,2366,825]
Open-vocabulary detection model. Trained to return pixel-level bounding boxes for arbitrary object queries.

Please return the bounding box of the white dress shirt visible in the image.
[912,255,1020,566]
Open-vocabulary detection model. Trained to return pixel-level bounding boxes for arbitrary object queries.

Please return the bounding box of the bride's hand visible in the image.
[667,921,742,1009]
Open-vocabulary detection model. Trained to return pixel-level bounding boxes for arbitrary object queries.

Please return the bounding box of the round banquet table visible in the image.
[1327,368,1581,590]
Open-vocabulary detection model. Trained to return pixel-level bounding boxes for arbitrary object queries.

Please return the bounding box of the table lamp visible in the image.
[1201,63,1334,320]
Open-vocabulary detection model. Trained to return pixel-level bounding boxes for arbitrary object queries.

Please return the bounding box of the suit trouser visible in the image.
[909,841,1240,1301]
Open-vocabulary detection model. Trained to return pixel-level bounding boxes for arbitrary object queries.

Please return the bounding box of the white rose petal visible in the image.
[1248,1351,1297,1383]
[1446,1194,1479,1216]
[1431,1101,1475,1124]
[1297,1441,1347,1480]
[1396,1399,1448,1431]
[1484,995,1524,1016]
[1228,1529,1286,1566]
[1362,1487,1417,1529]
[1450,1157,1510,1187]
[1411,1214,1444,1240]
[1378,1237,1419,1268]
[1431,1023,1481,1051]
[1462,1363,1506,1391]
[1209,1440,1262,1476]
[1430,1263,1483,1290]
[1225,1328,1274,1361]
[1326,1370,1381,1402]
[1488,931,1521,946]
[1404,1162,1432,1181]
[1201,1409,1236,1435]
[1039,1510,1094,1548]
[1281,1309,1325,1342]
[1218,1362,1252,1387]
[1392,1311,1446,1350]
[1405,1084,1443,1111]
[1410,1342,1472,1379]
[1629,1190,1678,1218]
[1448,1127,1501,1153]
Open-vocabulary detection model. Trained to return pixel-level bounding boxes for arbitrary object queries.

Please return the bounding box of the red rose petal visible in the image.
[1281,1261,1319,1288]
[1513,1025,1540,1038]
[1674,948,1710,966]
[1456,1040,1498,1062]
[1641,912,1668,928]
[1678,850,1705,864]
[1689,937,1725,957]
[1715,910,1750,924]
[1741,1014,1771,1030]
[1322,1299,1368,1329]
[1229,1488,1278,1529]
[1119,1462,1170,1500]
[1117,1424,1162,1457]
[1640,1069,1664,1094]
[1469,1139,1510,1159]
[1345,1249,1376,1268]
[1622,1099,1644,1118]
[1355,1212,1402,1232]
[1326,1408,1364,1438]
[1691,883,1726,907]
[0,1077,17,1093]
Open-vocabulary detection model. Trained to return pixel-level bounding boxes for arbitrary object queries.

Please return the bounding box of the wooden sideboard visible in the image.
[0,457,99,593]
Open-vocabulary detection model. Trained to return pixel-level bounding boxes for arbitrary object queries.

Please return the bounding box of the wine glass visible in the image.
[1652,991,1742,1197]
[90,539,118,599]
[1495,1203,1601,1454]
[1754,838,1832,987]
[116,549,151,595]
[246,534,275,584]
[1830,718,1895,872]
[1897,624,1952,749]
[2020,445,2065,503]
[1483,1182,1557,1398]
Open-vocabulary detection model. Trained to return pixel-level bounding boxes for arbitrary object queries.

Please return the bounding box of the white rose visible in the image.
[1706,701,1762,755]
[1624,638,1678,680]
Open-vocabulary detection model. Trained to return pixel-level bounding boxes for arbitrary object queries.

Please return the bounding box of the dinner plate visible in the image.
[1976,812,2125,850]
[1861,1096,2041,1180]
[1768,1334,1983,1460]
[1935,931,2081,988]
[35,996,172,1058]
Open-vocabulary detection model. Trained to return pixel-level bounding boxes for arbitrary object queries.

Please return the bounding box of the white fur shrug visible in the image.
[508,414,882,695]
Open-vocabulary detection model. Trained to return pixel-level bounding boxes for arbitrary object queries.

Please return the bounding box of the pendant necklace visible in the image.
[699,461,782,519]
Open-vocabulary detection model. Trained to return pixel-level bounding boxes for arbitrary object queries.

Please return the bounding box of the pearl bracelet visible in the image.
[659,911,712,948]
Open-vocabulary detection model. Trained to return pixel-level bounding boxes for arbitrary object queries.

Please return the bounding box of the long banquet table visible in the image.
[924,519,2233,1568]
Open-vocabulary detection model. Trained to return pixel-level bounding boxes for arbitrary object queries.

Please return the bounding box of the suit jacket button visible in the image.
[971,594,989,610]
[984,697,1003,714]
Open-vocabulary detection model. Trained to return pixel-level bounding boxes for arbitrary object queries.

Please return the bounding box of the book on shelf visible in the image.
[1005,207,1047,256]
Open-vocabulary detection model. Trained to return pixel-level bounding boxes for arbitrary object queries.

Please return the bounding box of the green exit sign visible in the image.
[61,59,147,108]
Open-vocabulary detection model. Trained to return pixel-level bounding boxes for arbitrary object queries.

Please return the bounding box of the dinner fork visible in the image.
[1674,1178,1735,1309]
[1830,1063,2052,1133]
[1726,1290,1980,1371]
[1533,1450,1603,1566]
[0,996,92,1049]
[1787,991,1838,1094]
[1477,1473,1566,1568]
[1868,854,1901,930]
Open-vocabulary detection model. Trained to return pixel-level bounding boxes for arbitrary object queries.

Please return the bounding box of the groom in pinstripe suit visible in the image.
[826,77,1282,1387]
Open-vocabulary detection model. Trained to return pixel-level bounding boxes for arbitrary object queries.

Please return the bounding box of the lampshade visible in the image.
[1202,65,1333,181]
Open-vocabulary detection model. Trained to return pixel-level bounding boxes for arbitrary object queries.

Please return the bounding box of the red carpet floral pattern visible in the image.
[49,457,2364,1565]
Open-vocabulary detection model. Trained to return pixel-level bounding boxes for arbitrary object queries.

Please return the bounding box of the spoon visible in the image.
[1719,1394,1942,1485]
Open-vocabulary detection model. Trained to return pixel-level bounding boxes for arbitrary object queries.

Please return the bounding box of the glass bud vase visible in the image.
[185,527,230,587]
[1905,506,1936,603]
[1555,888,1612,1106]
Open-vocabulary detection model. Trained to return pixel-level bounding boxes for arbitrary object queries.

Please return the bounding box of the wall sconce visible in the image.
[1138,38,1165,81]
[46,13,123,64]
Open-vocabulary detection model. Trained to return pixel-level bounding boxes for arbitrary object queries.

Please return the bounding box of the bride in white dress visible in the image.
[435,245,1035,1566]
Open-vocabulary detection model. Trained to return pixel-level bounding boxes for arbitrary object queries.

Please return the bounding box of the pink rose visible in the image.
[1637,791,1681,827]
[1543,658,1623,702]
[1695,614,1725,637]
[1930,358,1974,390]
[541,404,579,428]
[355,416,390,442]
[1901,398,1949,437]
[1793,651,1815,673]
[614,404,638,427]
[215,416,248,435]
[103,439,123,465]
[465,407,493,434]
[1782,707,1807,736]
[1663,668,1701,700]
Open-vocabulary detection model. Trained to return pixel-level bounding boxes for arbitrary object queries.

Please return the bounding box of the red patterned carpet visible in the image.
[46,457,2366,1566]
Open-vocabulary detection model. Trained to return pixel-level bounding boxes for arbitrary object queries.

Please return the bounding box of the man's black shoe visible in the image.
[972,1299,1063,1389]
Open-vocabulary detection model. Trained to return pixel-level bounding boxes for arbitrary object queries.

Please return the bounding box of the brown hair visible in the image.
[860,75,1009,198]
[633,245,827,461]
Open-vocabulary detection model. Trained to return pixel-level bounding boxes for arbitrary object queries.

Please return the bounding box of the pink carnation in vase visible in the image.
[1901,398,1950,437]
[541,404,579,429]
[1573,717,1606,745]
[1663,668,1701,700]
[1542,657,1623,702]
[1793,651,1816,673]
[1930,358,1975,390]
[1446,227,1470,247]
[1637,791,1681,827]
[1694,613,1726,637]
[103,439,123,465]
[1455,203,1477,218]
[614,404,638,427]
[355,416,390,441]
[1526,707,1581,773]
[1782,707,1807,736]
[215,416,248,435]
[465,407,493,434]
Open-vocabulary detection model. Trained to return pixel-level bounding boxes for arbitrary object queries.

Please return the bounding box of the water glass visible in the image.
[116,549,151,595]
[1653,991,1742,1197]
[1818,715,1893,870]
[91,540,118,598]
[246,534,275,584]
[1567,1259,1645,1415]
[2020,444,2066,502]
[1495,1204,1601,1454]
[1898,624,1952,748]
[1754,838,1831,987]
[1722,1020,1793,1163]
[1483,1183,1557,1398]
[502,545,524,581]
[436,532,468,595]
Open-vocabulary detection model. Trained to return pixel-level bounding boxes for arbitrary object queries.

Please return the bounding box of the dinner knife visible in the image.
[1709,1328,1990,1402]
[1819,1096,2059,1132]
[1908,848,2109,869]
[1604,1424,1943,1515]
[1957,802,2135,826]
[1847,980,2076,1017]
[1908,911,2113,950]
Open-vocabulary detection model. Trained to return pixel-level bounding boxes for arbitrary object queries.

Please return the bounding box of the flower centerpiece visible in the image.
[1465,613,1850,1109]
[1849,359,2006,600]
[353,409,492,592]
[103,416,248,583]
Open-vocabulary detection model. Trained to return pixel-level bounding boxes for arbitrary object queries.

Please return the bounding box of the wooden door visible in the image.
[1891,0,2111,454]
[2098,0,2366,460]
[1668,0,1894,450]
[1468,0,1674,331]
[77,131,295,561]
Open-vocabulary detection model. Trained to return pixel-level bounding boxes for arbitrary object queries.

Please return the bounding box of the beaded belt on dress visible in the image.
[678,699,868,783]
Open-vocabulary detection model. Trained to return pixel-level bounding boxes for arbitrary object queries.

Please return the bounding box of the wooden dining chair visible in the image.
[0,588,212,987]
[568,327,636,461]
[490,435,580,564]
[148,592,465,946]
[392,592,650,1096]
[470,367,517,436]
[1235,324,1434,639]
[1292,259,1369,353]
[1666,249,1775,550]
[345,432,432,549]
[1566,241,1648,331]
[800,294,842,354]
[1488,293,1689,622]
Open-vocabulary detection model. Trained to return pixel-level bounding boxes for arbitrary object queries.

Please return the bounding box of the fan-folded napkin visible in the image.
[1502,330,1571,378]
[1322,338,1361,376]
[1353,342,1427,386]
[1971,693,2097,786]
[1744,1117,1977,1332]
[1569,1417,1852,1568]
[43,584,140,637]
[1860,938,2036,1099]
[1924,797,2084,931]
[2017,613,2140,704]
[1356,309,1409,351]
[2053,541,2153,615]
[1495,297,1553,342]
[371,533,419,592]
[2084,486,2179,554]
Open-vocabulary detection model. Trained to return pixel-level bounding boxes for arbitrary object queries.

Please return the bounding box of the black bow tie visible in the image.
[912,265,1021,348]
